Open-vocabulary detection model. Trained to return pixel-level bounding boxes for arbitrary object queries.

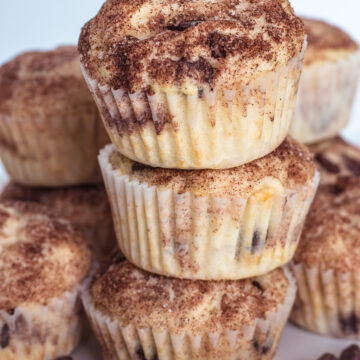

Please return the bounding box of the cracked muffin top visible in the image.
[104,137,317,197]
[79,0,305,93]
[294,176,360,272]
[302,18,358,66]
[310,137,360,185]
[0,201,91,312]
[89,253,292,333]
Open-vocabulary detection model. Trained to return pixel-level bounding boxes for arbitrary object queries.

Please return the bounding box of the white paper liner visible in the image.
[0,286,83,360]
[82,266,296,360]
[99,144,319,280]
[291,263,360,339]
[290,51,360,144]
[83,42,306,169]
[0,112,108,187]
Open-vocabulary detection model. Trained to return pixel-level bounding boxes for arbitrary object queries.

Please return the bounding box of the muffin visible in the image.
[291,176,360,339]
[0,182,116,259]
[0,201,91,359]
[79,0,306,169]
[290,18,360,144]
[0,46,109,187]
[99,137,319,280]
[310,136,360,184]
[82,254,296,360]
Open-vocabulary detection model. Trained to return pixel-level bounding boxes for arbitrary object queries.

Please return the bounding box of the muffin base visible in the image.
[0,286,82,360]
[291,263,360,339]
[82,267,296,360]
[83,42,306,169]
[99,144,319,280]
[0,113,108,187]
[290,51,360,144]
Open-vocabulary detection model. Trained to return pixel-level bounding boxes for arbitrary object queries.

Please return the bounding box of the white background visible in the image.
[0,0,359,142]
[0,1,359,359]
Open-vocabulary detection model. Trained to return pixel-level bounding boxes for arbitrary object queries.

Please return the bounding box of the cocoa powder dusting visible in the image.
[0,201,91,311]
[90,255,289,333]
[110,137,315,196]
[79,0,305,93]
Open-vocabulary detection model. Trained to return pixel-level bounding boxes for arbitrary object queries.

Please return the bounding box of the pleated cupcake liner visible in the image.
[99,144,319,280]
[291,263,360,339]
[83,42,306,169]
[0,112,108,187]
[290,50,360,144]
[0,286,83,360]
[81,266,296,360]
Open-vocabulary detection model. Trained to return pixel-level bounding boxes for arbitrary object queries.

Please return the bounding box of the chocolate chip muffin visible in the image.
[82,254,296,360]
[99,137,319,279]
[291,176,360,339]
[0,46,109,186]
[0,201,91,360]
[79,0,306,169]
[0,182,116,259]
[310,136,360,184]
[290,18,360,144]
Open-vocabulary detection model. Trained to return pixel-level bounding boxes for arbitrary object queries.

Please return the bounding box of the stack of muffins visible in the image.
[77,0,319,359]
[286,19,360,341]
[0,46,117,359]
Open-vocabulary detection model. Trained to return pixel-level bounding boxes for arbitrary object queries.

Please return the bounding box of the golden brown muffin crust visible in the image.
[79,0,305,93]
[302,18,358,66]
[109,137,316,196]
[90,253,290,333]
[310,137,360,185]
[294,177,360,272]
[0,201,92,312]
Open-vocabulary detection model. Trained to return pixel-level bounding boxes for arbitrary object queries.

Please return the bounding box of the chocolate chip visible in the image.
[315,154,340,174]
[209,33,227,58]
[198,88,204,98]
[339,313,358,334]
[317,354,338,360]
[176,57,214,84]
[110,251,125,265]
[167,20,203,32]
[132,162,152,172]
[340,344,360,360]
[15,314,26,332]
[343,155,360,177]
[136,347,146,360]
[252,281,264,292]
[253,340,270,354]
[251,231,261,252]
[0,324,10,349]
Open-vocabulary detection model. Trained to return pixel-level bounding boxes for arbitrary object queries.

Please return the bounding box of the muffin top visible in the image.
[107,137,316,197]
[90,253,291,333]
[294,176,360,273]
[0,182,112,231]
[0,201,91,312]
[310,137,360,185]
[0,46,100,120]
[302,18,358,66]
[79,0,305,93]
